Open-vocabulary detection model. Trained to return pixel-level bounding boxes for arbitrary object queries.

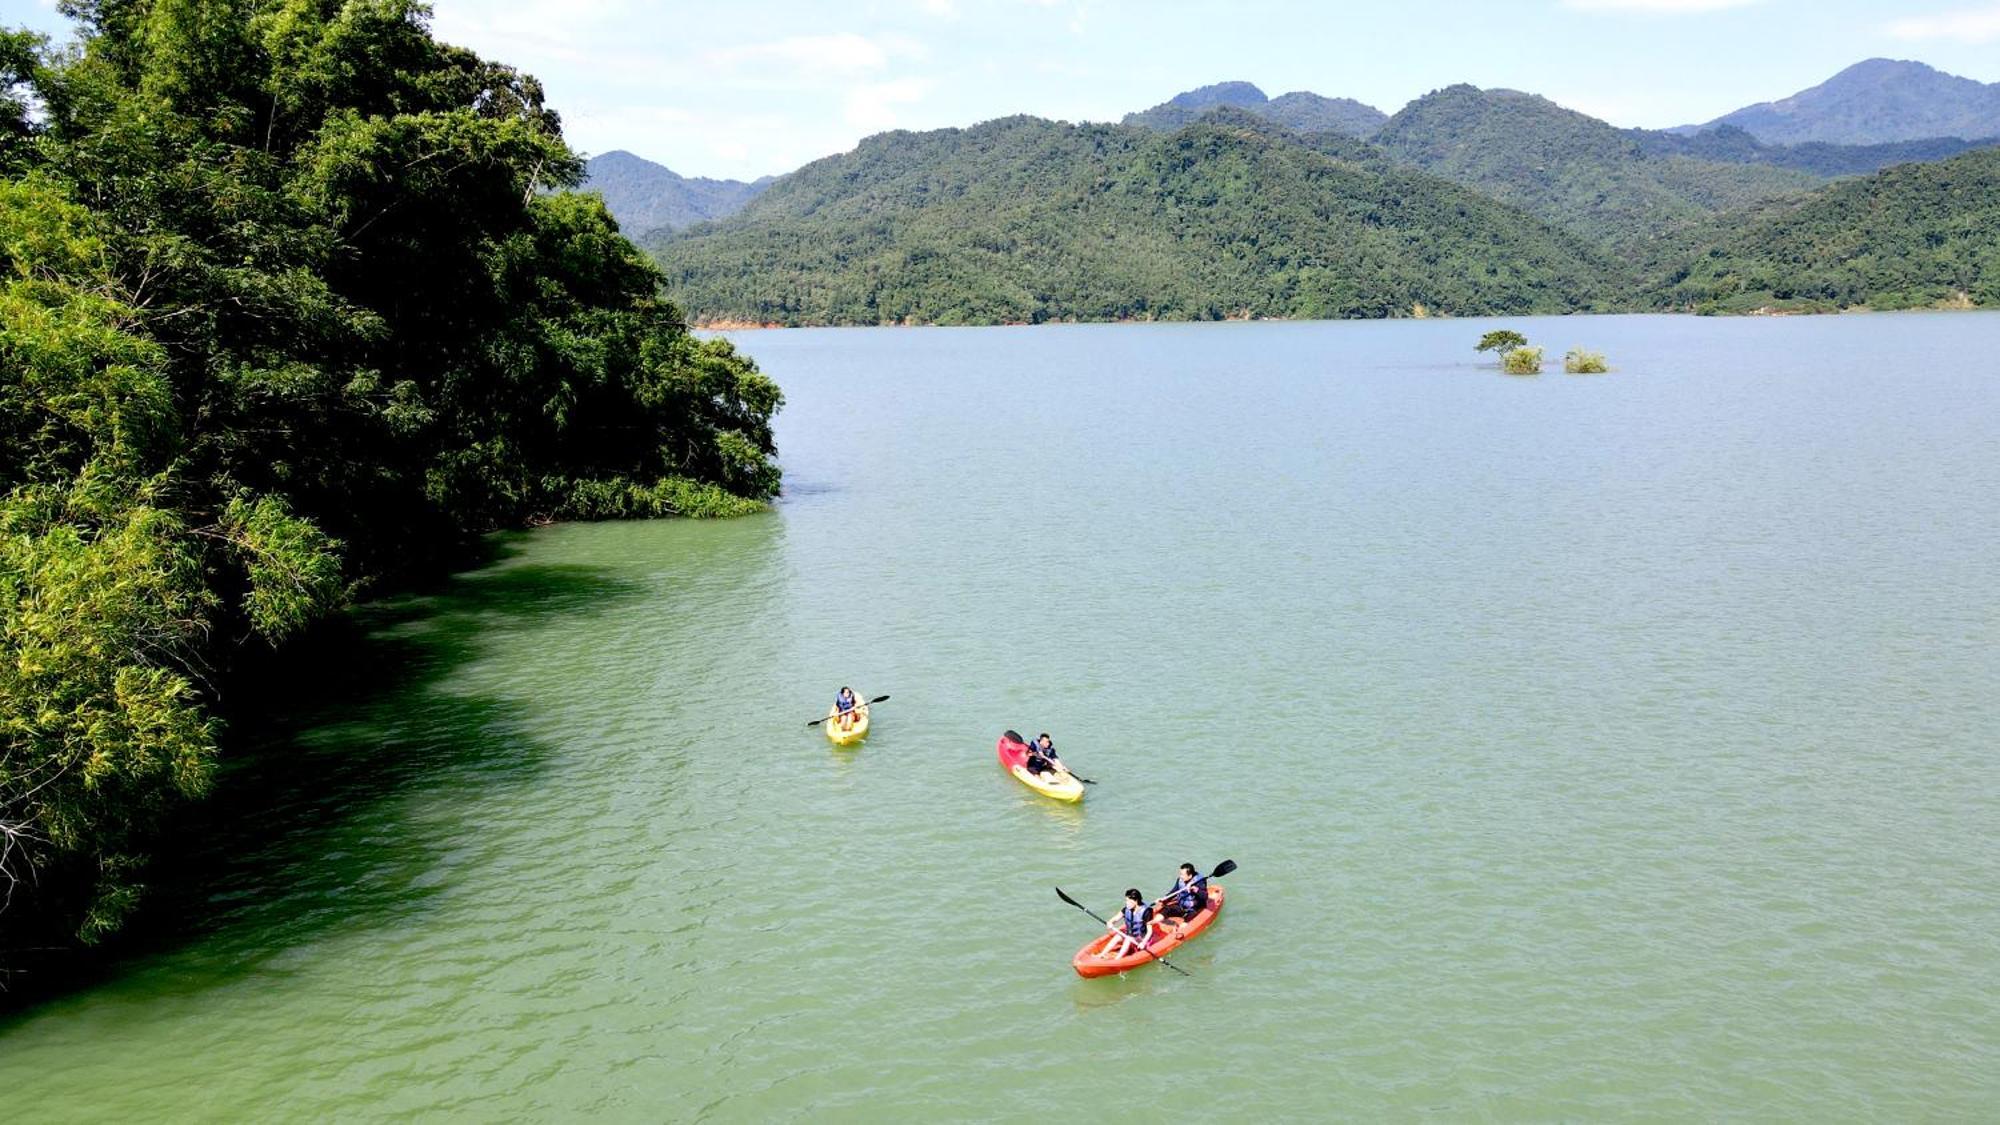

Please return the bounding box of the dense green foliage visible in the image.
[581,150,770,238]
[1694,58,2000,146]
[1650,147,2000,313]
[1,0,780,968]
[1123,82,1386,139]
[654,113,1616,325]
[1632,123,1994,178]
[1475,330,1527,355]
[1372,85,1820,249]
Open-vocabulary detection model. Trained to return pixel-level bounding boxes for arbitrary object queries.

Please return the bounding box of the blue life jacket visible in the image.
[835,693,856,713]
[1167,874,1208,913]
[1121,903,1151,939]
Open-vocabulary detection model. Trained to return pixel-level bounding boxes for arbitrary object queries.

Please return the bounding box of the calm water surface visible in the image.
[4,314,1998,1119]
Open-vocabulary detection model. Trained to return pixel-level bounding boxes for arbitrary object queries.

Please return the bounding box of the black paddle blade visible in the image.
[1055,885,1084,910]
[1004,729,1023,743]
[869,694,890,703]
[1209,859,1237,879]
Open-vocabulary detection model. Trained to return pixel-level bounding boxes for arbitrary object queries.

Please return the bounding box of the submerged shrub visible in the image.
[1564,348,1610,373]
[1501,346,1544,375]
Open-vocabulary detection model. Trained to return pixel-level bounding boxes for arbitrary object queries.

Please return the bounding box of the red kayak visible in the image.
[997,730,1083,802]
[1072,884,1226,977]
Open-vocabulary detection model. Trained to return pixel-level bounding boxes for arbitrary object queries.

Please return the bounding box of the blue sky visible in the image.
[7,0,2000,180]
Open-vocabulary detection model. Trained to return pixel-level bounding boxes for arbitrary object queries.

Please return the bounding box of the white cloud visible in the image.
[1887,3,2000,43]
[843,77,938,132]
[702,33,926,76]
[1562,0,1760,10]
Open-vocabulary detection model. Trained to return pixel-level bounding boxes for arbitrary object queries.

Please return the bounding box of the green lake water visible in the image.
[4,314,1997,1119]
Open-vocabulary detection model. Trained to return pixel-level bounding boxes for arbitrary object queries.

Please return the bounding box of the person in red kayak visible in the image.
[1100,888,1159,959]
[1022,733,1069,781]
[1152,863,1210,935]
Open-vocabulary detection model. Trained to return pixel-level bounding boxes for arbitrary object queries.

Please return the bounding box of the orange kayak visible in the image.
[1072,884,1225,977]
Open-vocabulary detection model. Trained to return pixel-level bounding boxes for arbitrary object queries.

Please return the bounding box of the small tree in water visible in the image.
[1501,346,1544,375]
[1476,330,1527,357]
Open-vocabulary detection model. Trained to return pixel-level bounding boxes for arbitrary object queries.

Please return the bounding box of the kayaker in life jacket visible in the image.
[833,686,858,728]
[1152,863,1210,934]
[1023,732,1066,780]
[1100,888,1158,959]
[1022,732,1061,779]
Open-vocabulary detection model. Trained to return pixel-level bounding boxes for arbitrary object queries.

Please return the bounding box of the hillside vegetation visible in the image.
[1372,85,1821,248]
[1651,146,2000,313]
[1632,124,1994,178]
[653,114,1614,325]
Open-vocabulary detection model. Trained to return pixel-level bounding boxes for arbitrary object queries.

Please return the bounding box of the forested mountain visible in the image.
[581,150,771,237]
[1,2,780,970]
[1371,85,1821,248]
[651,114,1613,325]
[1686,59,2000,146]
[1650,146,2000,313]
[1124,82,1387,138]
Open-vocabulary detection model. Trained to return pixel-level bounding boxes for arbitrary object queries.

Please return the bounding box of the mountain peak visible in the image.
[1167,81,1268,109]
[581,152,769,237]
[1697,58,2000,144]
[1126,81,1384,138]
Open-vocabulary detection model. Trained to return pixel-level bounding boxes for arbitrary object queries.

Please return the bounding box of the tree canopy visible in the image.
[2,0,780,968]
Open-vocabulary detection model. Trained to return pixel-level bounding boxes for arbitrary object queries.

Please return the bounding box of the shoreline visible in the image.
[691,303,1999,331]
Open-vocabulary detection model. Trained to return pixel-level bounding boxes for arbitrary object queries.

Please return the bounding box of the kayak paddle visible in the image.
[1054,886,1191,976]
[806,694,889,727]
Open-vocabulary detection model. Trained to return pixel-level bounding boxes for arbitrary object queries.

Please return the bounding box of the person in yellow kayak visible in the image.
[1100,888,1160,959]
[1022,732,1068,781]
[1152,863,1210,935]
[833,686,860,731]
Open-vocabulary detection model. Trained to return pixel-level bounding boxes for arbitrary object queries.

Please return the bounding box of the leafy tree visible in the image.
[2,0,782,965]
[1476,330,1527,355]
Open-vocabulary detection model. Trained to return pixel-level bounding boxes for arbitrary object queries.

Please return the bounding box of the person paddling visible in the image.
[1153,862,1210,935]
[1023,732,1067,780]
[1099,888,1158,959]
[833,686,859,731]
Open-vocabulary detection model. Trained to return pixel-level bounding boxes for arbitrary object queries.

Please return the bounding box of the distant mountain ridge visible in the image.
[624,61,2000,324]
[1632,123,1994,178]
[1369,85,1820,248]
[1123,81,1387,138]
[580,151,772,237]
[1685,58,2000,145]
[651,114,1613,325]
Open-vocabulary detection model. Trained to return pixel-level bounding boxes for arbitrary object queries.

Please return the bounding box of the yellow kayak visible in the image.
[825,698,869,746]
